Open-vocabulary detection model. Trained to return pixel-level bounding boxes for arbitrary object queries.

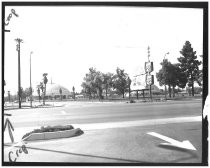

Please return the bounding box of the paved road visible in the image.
[7,100,201,128]
[3,99,203,164]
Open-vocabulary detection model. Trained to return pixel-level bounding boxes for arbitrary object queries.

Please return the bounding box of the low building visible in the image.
[45,83,72,100]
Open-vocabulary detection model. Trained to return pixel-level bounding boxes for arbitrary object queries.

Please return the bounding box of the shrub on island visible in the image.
[22,125,76,140]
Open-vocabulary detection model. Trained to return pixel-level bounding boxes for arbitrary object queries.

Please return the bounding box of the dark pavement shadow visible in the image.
[158,144,199,163]
[6,145,148,163]
[4,143,200,164]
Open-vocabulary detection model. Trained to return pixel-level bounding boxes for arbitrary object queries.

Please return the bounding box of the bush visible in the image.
[75,128,84,136]
[130,99,136,103]
[22,125,74,139]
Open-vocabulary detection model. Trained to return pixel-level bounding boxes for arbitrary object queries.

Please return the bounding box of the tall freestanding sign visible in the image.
[145,46,154,100]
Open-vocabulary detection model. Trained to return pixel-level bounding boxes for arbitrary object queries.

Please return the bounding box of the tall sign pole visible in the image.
[145,46,154,101]
[147,46,150,62]
[15,38,23,108]
[148,47,152,100]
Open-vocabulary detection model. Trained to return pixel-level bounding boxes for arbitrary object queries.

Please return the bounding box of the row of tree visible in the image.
[6,87,33,102]
[4,41,202,103]
[36,73,48,105]
[156,41,202,97]
[81,67,131,99]
[36,74,76,102]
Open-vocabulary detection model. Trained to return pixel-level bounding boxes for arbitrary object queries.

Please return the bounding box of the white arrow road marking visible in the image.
[147,132,196,151]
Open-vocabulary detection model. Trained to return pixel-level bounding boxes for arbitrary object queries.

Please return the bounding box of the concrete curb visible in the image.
[23,128,83,141]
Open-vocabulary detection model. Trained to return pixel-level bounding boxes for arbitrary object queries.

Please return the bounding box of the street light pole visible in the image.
[15,38,23,109]
[30,51,33,107]
[164,52,169,100]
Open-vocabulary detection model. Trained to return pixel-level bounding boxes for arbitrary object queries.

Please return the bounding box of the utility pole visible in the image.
[15,38,23,108]
[30,51,33,107]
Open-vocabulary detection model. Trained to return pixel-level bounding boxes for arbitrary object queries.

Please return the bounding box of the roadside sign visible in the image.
[131,75,146,90]
[146,75,154,85]
[145,62,153,73]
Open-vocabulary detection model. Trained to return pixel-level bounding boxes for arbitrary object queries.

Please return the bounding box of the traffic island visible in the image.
[22,125,84,141]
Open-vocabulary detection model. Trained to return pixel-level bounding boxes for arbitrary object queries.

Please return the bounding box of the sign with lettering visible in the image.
[145,62,153,73]
[146,74,154,85]
[131,75,146,90]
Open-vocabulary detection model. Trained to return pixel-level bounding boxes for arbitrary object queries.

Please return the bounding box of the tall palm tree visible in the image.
[36,85,41,102]
[72,86,75,100]
[43,73,48,105]
[59,88,62,101]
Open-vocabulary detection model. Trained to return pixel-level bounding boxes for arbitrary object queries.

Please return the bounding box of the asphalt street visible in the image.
[3,99,203,164]
[7,100,201,127]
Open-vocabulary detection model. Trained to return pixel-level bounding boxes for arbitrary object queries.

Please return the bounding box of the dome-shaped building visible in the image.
[45,83,72,100]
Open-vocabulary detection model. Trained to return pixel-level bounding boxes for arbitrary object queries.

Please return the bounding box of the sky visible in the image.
[3,6,203,95]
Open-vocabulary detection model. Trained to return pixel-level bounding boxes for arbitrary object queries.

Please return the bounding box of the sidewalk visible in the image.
[4,102,66,110]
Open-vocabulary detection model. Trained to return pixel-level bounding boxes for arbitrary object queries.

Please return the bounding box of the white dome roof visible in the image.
[45,84,71,96]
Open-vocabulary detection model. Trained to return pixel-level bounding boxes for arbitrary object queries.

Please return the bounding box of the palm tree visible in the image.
[42,73,48,105]
[36,85,41,102]
[59,88,62,101]
[72,86,75,100]
[40,82,44,103]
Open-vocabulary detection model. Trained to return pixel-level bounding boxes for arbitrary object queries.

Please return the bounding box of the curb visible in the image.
[23,128,83,141]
